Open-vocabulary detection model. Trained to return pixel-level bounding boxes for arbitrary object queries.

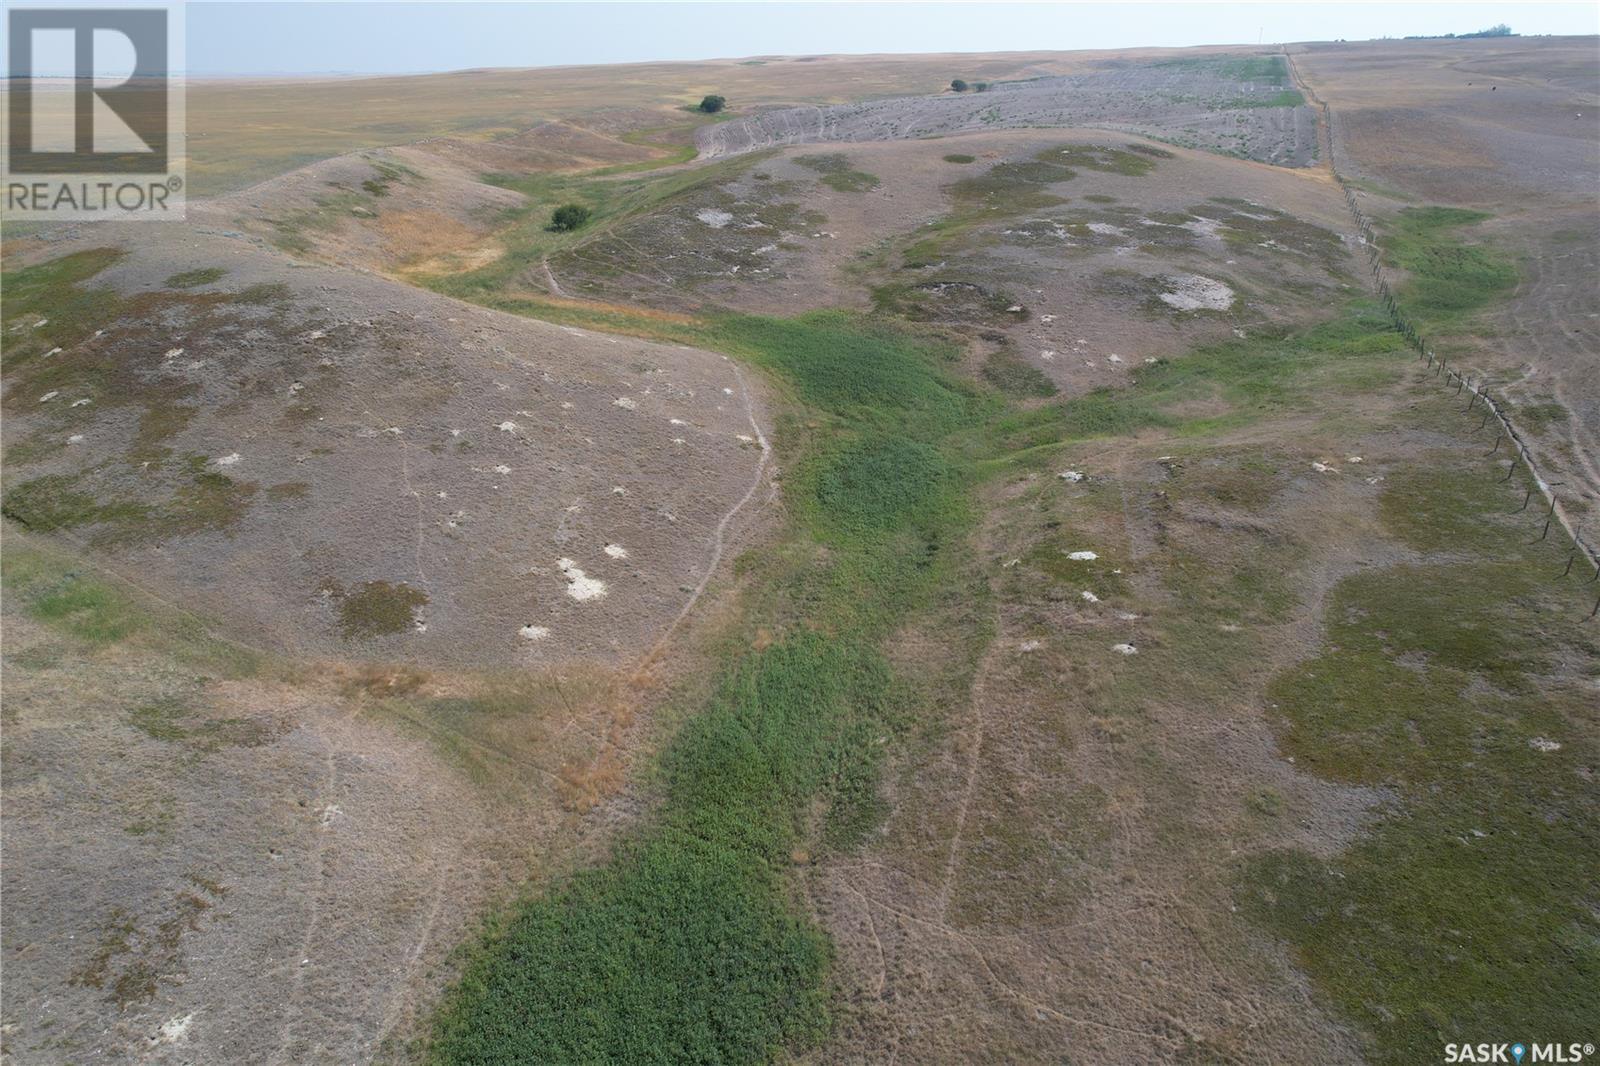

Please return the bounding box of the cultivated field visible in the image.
[3,33,1596,1066]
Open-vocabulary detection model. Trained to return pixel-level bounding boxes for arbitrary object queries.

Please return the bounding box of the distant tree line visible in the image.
[1405,23,1515,39]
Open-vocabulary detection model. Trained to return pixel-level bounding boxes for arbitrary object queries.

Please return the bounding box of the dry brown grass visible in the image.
[179,44,1295,195]
[1293,34,1600,550]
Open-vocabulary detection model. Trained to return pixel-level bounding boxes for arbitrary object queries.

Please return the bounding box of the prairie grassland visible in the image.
[179,50,1124,195]
[425,189,1595,1065]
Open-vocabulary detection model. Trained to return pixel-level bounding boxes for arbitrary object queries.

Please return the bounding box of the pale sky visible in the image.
[41,1,1600,76]
[178,2,1599,74]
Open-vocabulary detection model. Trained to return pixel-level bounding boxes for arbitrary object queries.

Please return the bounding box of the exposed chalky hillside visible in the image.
[698,55,1319,167]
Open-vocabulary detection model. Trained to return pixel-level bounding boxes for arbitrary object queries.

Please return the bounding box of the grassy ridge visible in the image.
[428,152,769,299]
[429,312,984,1063]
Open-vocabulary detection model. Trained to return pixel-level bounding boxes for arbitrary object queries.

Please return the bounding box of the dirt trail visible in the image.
[640,361,773,665]
[540,256,567,298]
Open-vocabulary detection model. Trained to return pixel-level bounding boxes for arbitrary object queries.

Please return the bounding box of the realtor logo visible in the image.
[4,2,185,219]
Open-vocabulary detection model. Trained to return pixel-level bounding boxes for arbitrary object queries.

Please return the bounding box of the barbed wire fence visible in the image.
[1284,51,1600,619]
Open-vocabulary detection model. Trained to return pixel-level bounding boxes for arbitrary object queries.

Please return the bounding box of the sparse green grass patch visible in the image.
[942,153,976,164]
[993,306,1407,457]
[1052,144,1158,176]
[1244,513,1596,1063]
[0,538,260,675]
[1384,207,1516,329]
[329,579,429,640]
[0,248,125,363]
[981,349,1058,398]
[1508,399,1570,432]
[794,152,880,192]
[429,152,767,301]
[1226,88,1305,109]
[164,267,227,289]
[2,474,148,534]
[131,696,278,752]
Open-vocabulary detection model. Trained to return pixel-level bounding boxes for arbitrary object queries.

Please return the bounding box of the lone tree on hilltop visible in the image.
[550,204,592,232]
[699,94,726,113]
[950,79,969,92]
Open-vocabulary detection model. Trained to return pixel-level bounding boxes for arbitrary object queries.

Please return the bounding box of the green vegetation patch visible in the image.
[429,311,983,1064]
[1,538,260,675]
[1227,88,1305,108]
[992,306,1407,460]
[1,251,326,546]
[164,267,228,289]
[430,152,769,301]
[794,153,880,193]
[2,474,148,534]
[950,154,1075,211]
[3,458,259,545]
[942,153,976,164]
[131,696,278,752]
[0,247,126,365]
[1508,399,1569,433]
[1244,525,1596,1063]
[329,579,429,640]
[704,311,975,437]
[981,349,1058,399]
[1159,53,1289,83]
[1151,54,1304,109]
[1207,197,1349,270]
[870,279,1024,327]
[1384,206,1517,329]
[1052,144,1158,177]
[810,436,952,536]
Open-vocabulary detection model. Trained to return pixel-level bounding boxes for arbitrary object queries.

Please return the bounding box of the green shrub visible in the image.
[549,203,592,231]
[699,94,726,113]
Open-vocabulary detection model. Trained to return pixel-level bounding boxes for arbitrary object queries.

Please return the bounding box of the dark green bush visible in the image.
[549,204,592,231]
